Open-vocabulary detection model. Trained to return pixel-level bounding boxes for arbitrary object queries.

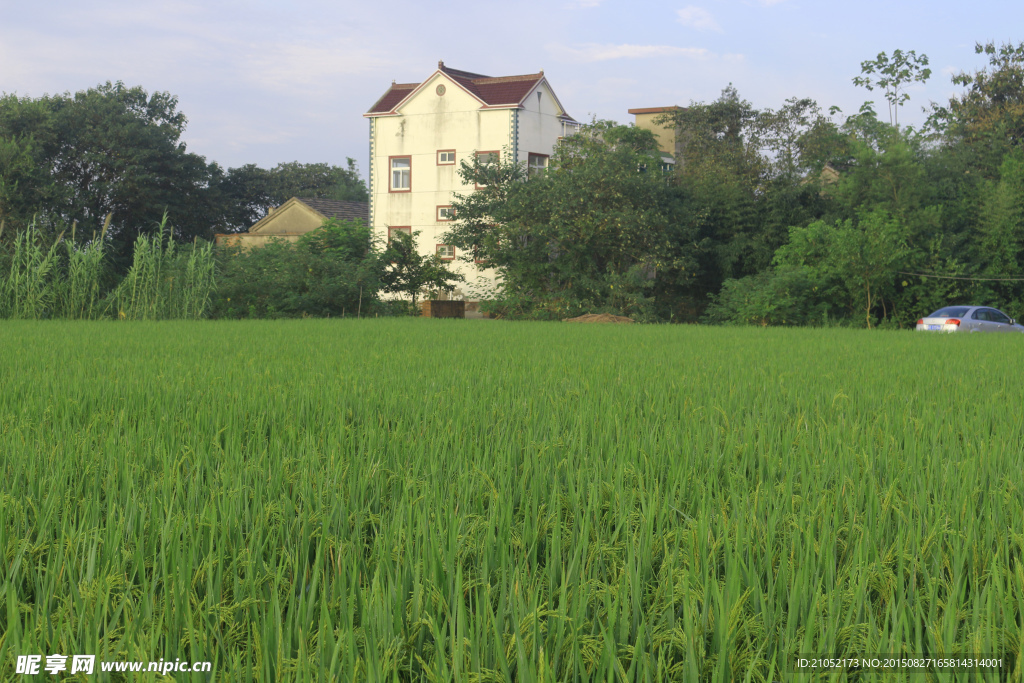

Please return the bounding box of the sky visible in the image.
[3,0,1023,179]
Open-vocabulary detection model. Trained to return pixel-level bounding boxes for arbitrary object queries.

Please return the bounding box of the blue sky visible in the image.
[3,0,1022,178]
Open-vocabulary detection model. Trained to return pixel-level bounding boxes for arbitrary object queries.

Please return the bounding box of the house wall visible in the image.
[516,82,571,165]
[631,111,680,157]
[214,233,304,249]
[368,72,570,301]
[249,202,326,235]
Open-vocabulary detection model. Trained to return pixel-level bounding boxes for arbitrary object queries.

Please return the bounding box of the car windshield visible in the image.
[929,307,971,318]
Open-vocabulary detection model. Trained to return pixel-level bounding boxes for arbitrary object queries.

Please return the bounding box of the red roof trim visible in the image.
[365,66,569,116]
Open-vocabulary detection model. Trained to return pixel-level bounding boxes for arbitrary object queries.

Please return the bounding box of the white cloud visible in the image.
[676,6,722,32]
[548,43,711,63]
[568,0,602,6]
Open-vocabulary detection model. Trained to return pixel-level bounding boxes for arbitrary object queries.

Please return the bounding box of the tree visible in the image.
[657,88,838,307]
[380,230,464,309]
[930,42,1024,175]
[444,126,694,319]
[213,218,383,319]
[852,49,931,127]
[971,149,1024,307]
[775,209,909,327]
[0,81,218,253]
[657,85,762,180]
[217,160,368,232]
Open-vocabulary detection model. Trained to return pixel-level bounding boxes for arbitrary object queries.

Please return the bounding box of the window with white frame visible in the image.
[387,226,412,243]
[475,151,499,188]
[390,157,411,191]
[476,151,498,166]
[436,244,455,260]
[437,150,455,165]
[436,206,454,221]
[528,153,548,178]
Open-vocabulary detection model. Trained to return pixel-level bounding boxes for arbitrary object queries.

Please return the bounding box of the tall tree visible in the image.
[930,41,1024,175]
[444,125,695,319]
[0,82,218,250]
[852,49,932,127]
[380,230,463,309]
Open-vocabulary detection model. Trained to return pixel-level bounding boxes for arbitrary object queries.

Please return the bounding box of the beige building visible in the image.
[365,61,580,301]
[215,197,368,248]
[628,106,683,169]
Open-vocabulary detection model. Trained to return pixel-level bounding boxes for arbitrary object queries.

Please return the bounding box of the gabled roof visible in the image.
[245,197,368,235]
[296,198,369,223]
[366,83,419,116]
[366,62,577,121]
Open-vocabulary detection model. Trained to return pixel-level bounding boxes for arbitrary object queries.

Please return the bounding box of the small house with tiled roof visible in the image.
[214,197,368,249]
[365,61,580,302]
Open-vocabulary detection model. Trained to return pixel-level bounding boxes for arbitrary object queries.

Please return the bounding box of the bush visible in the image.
[211,219,383,319]
[703,266,834,326]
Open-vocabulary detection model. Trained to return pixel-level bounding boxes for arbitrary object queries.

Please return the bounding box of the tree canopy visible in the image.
[0,81,367,255]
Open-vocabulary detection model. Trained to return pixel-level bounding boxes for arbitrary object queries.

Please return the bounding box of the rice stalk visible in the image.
[0,321,1020,681]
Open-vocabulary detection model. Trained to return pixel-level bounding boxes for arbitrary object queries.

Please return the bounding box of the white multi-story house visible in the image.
[364,61,579,303]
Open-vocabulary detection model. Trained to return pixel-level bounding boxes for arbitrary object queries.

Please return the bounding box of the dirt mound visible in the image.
[563,313,634,324]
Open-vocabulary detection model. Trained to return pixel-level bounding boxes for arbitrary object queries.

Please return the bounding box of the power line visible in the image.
[898,271,1024,282]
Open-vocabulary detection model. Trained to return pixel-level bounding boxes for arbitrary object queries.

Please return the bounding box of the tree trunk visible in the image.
[865,280,872,329]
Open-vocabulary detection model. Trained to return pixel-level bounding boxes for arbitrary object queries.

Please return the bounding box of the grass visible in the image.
[0,216,215,321]
[1,319,1022,682]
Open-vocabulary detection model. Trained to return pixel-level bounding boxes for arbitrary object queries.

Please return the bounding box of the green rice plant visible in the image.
[109,213,215,320]
[0,321,1021,681]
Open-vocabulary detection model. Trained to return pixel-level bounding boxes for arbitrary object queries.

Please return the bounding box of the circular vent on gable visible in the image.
[436,84,446,96]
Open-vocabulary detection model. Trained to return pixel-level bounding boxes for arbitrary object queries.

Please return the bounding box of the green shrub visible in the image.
[703,266,834,326]
[211,219,383,318]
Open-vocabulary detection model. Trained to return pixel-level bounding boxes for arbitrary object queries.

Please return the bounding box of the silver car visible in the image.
[916,306,1024,333]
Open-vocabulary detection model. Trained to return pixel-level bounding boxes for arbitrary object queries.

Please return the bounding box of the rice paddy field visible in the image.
[1,319,1022,682]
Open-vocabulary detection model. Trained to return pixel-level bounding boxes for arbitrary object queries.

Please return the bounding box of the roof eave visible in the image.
[388,69,488,114]
[521,76,575,122]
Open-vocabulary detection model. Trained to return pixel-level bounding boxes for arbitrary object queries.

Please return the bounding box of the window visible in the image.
[387,226,412,243]
[436,206,454,221]
[990,309,1012,324]
[473,238,498,264]
[389,156,411,192]
[437,150,456,165]
[931,307,970,318]
[475,151,499,189]
[528,153,548,178]
[476,151,499,165]
[971,309,988,320]
[436,245,455,260]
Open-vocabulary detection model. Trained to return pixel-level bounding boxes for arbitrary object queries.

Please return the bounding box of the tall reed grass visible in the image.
[0,321,1021,681]
[110,214,216,320]
[0,213,215,321]
[53,216,111,320]
[0,221,63,318]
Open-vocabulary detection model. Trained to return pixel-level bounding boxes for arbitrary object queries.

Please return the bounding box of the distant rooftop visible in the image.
[628,106,683,115]
[297,198,369,223]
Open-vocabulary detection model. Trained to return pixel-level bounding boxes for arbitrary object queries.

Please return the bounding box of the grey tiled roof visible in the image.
[297,198,369,223]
